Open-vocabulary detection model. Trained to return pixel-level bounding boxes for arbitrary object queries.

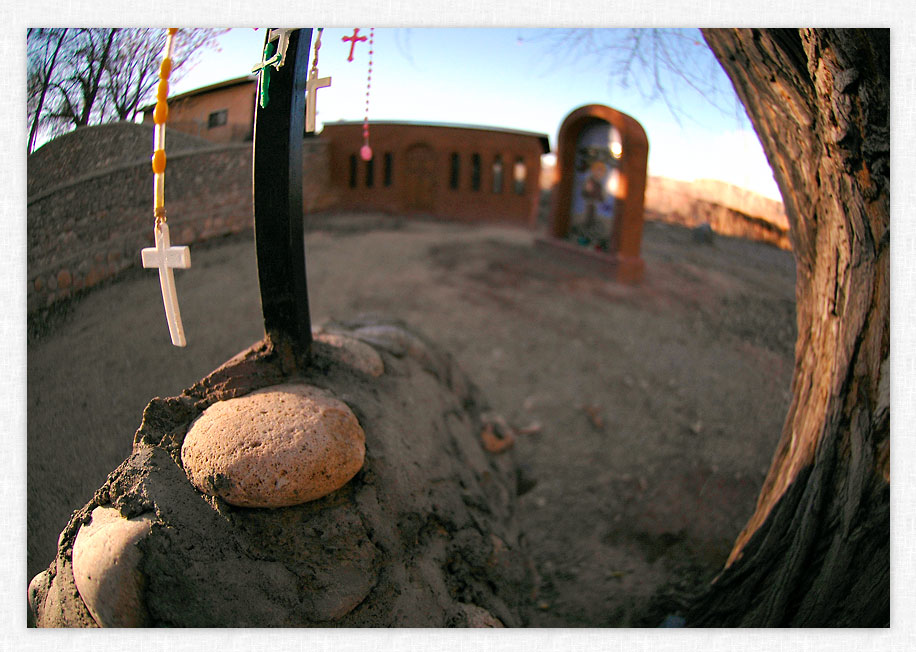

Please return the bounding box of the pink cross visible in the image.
[342,28,367,62]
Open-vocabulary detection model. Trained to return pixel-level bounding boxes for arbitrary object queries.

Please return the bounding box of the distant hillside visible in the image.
[654,177,788,229]
[644,176,791,250]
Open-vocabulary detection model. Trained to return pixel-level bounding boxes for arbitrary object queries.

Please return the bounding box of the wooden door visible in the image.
[405,143,436,211]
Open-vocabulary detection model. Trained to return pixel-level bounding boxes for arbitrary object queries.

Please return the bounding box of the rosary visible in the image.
[342,27,375,160]
[143,28,376,347]
[141,28,191,347]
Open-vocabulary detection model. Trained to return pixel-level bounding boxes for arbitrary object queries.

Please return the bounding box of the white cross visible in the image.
[141,222,191,347]
[305,69,331,133]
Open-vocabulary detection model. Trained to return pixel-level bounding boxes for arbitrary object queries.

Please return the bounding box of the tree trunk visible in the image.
[685,28,889,627]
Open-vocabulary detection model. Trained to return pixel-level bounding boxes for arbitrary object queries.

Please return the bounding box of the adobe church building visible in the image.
[322,121,548,225]
[142,76,550,226]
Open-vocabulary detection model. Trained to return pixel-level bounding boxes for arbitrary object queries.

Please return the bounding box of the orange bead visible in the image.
[159,57,172,79]
[168,28,178,36]
[157,79,169,102]
[152,149,166,174]
[153,101,169,124]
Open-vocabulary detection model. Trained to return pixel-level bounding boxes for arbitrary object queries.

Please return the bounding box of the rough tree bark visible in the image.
[685,28,889,626]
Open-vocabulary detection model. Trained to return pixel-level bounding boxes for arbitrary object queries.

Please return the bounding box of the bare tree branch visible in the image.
[27,28,69,153]
[523,28,745,125]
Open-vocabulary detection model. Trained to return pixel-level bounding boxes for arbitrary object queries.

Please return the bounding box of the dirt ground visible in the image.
[27,212,797,626]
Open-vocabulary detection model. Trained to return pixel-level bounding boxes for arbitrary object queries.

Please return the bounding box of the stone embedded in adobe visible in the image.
[71,506,154,627]
[180,383,366,508]
[458,603,505,627]
[57,269,72,290]
[313,330,385,377]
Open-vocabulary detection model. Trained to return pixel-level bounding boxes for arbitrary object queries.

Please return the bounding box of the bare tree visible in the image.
[27,28,69,154]
[102,28,164,123]
[103,28,227,123]
[527,28,746,124]
[43,28,117,132]
[27,28,226,150]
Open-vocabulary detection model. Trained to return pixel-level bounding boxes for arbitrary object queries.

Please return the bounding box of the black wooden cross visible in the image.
[252,28,313,358]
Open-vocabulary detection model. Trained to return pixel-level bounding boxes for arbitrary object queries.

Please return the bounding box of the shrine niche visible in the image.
[540,104,649,283]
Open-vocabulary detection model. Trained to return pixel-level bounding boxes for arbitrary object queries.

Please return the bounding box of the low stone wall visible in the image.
[27,122,214,198]
[27,124,332,316]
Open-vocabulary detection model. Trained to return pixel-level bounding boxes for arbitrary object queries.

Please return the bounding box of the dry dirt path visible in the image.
[27,214,797,626]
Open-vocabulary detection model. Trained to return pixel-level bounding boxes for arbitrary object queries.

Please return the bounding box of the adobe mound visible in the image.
[29,317,534,627]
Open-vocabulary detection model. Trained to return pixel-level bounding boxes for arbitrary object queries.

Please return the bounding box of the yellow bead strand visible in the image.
[152,29,177,221]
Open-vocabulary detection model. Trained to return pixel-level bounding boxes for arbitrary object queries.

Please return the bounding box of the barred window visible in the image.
[471,153,481,191]
[449,153,460,189]
[384,152,393,187]
[492,155,504,194]
[513,158,526,194]
[207,109,227,129]
[349,154,358,188]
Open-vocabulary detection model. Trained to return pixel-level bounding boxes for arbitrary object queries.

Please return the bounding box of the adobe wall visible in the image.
[27,123,331,316]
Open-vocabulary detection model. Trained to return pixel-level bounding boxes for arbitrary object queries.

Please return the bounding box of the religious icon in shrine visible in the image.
[542,104,648,283]
[569,123,623,251]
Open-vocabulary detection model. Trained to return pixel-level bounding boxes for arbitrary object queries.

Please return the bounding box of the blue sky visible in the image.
[173,27,781,200]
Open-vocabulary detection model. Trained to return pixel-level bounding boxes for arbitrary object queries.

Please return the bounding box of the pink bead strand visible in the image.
[360,28,374,161]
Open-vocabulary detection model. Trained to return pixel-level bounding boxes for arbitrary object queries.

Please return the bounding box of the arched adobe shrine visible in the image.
[541,104,649,283]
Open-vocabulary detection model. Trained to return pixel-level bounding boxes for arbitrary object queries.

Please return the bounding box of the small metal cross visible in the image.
[252,29,296,108]
[305,68,331,133]
[141,222,191,347]
[342,28,367,62]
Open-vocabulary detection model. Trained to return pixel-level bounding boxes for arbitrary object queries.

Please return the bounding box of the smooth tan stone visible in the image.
[460,603,504,627]
[27,569,51,625]
[71,506,154,627]
[314,331,384,377]
[181,383,366,508]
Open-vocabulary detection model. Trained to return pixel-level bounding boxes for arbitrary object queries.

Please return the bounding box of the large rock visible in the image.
[29,317,535,627]
[181,383,366,508]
